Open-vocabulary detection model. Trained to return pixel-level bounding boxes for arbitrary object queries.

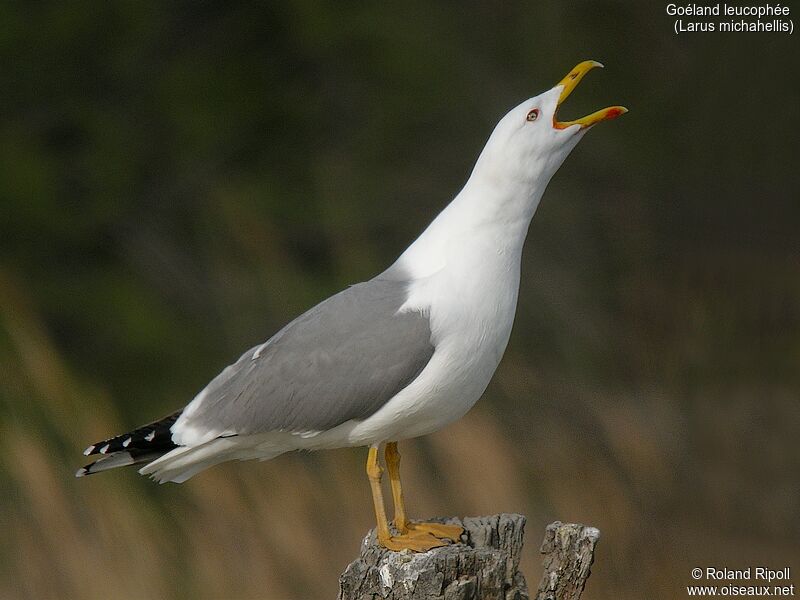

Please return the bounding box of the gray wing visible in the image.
[179,277,434,438]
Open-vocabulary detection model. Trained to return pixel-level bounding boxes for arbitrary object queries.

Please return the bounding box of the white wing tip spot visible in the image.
[122,437,132,447]
[83,445,95,456]
[144,431,155,442]
[99,444,110,454]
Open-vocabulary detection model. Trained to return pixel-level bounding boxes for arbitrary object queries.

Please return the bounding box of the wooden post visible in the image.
[338,515,600,600]
[534,521,600,600]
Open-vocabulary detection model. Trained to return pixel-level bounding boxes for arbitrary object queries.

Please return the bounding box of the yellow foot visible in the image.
[379,531,448,552]
[405,521,464,542]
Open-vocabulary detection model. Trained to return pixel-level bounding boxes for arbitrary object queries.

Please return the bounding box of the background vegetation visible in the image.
[1,2,798,598]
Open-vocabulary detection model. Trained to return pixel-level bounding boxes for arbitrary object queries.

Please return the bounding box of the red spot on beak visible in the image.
[605,107,625,120]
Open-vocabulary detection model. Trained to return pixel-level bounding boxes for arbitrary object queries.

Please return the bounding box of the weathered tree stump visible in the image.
[534,522,600,600]
[338,514,600,600]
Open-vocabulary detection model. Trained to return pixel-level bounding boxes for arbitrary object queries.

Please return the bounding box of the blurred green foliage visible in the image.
[1,2,798,599]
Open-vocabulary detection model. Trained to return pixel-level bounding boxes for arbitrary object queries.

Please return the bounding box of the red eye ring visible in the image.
[526,108,540,122]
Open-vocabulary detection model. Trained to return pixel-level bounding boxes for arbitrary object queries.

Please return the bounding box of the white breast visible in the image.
[326,167,543,447]
[343,219,525,445]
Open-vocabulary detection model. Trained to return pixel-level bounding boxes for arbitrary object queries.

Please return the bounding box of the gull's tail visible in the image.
[76,410,182,478]
[77,409,291,483]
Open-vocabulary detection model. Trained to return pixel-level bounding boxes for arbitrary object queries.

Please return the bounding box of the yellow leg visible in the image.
[384,442,409,532]
[384,442,464,542]
[366,445,444,552]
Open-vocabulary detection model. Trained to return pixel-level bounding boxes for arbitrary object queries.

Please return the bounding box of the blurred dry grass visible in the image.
[1,2,799,599]
[2,259,798,599]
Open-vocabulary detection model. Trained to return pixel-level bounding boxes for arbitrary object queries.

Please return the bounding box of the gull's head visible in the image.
[475,60,627,185]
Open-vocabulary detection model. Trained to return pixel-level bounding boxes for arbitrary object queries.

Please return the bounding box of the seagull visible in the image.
[77,61,626,552]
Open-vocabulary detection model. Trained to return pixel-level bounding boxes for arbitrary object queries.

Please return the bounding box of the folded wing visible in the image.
[173,277,434,446]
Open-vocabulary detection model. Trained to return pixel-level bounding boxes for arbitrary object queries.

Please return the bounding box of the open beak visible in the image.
[553,60,628,130]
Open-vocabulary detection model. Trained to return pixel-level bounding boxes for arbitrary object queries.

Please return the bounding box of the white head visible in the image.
[392,62,626,276]
[473,60,627,187]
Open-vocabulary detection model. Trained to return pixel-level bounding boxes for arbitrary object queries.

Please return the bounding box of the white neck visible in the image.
[388,166,552,280]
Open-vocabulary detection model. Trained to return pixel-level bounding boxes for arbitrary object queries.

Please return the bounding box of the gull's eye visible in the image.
[526,108,540,122]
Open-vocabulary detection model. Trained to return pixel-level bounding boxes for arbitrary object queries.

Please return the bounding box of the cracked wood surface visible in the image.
[533,521,600,600]
[338,514,600,599]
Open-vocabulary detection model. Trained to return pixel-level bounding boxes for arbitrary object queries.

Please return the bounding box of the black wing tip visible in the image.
[75,460,109,477]
[81,410,183,457]
[78,411,183,478]
[83,441,115,456]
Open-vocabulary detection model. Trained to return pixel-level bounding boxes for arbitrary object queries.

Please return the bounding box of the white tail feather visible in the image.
[138,437,286,483]
[76,452,135,477]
